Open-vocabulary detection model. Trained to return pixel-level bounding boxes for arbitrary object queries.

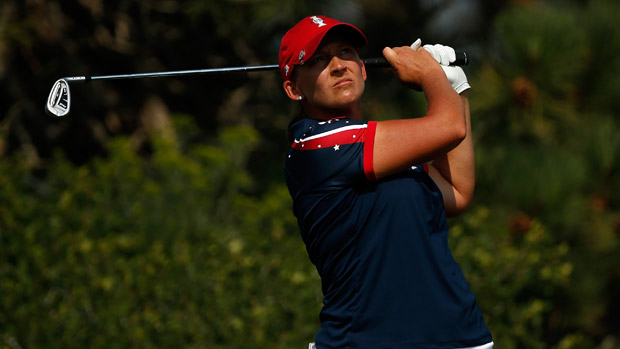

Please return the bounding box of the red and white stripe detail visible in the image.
[290,121,377,181]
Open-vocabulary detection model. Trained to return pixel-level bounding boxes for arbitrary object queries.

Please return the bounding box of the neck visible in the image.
[301,101,363,121]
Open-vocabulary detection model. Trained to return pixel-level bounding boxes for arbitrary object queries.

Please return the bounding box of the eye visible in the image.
[339,47,356,59]
[310,55,327,65]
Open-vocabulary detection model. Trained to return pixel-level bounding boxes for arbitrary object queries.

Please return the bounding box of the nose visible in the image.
[329,56,347,75]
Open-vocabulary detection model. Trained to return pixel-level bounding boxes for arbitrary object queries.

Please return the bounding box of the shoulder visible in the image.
[290,117,367,136]
[289,117,372,148]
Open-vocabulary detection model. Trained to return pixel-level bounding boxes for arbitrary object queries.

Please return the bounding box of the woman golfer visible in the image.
[280,15,493,348]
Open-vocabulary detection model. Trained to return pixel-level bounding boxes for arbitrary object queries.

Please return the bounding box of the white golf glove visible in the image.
[422,43,456,66]
[411,40,471,94]
[440,65,470,94]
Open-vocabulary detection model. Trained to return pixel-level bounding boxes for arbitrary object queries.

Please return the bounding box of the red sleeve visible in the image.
[363,121,377,181]
[361,121,429,179]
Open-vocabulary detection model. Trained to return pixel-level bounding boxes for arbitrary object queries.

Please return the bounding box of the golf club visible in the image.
[45,53,468,118]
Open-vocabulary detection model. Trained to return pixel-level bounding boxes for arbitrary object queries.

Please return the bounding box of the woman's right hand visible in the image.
[382,45,446,91]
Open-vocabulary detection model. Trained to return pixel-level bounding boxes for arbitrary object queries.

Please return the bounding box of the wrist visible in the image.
[421,68,454,95]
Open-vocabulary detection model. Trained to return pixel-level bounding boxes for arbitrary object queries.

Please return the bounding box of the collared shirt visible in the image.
[285,117,492,348]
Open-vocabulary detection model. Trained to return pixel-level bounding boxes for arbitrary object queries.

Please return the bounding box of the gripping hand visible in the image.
[419,42,471,94]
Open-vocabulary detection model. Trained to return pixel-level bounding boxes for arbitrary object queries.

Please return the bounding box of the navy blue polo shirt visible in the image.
[284,117,492,348]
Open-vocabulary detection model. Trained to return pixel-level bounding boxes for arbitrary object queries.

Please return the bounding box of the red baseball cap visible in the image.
[279,15,367,81]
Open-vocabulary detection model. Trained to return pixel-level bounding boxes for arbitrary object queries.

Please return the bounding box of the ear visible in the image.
[360,59,367,82]
[283,80,303,101]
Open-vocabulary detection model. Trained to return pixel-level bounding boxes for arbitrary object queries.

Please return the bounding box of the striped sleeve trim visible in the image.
[363,121,377,181]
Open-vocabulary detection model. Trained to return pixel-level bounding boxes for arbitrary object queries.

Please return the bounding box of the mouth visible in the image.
[333,78,353,88]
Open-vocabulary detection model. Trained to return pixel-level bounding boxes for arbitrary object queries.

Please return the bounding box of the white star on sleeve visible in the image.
[333,145,340,151]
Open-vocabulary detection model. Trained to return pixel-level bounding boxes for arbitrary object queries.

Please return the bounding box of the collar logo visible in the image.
[310,16,326,28]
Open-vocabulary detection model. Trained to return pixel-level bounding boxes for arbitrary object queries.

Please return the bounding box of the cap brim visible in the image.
[279,16,368,81]
[326,24,367,48]
[300,24,367,66]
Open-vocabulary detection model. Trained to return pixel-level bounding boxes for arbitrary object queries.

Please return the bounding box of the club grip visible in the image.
[453,52,468,66]
[363,52,468,68]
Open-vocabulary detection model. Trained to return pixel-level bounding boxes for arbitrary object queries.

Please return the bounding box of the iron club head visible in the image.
[46,79,71,117]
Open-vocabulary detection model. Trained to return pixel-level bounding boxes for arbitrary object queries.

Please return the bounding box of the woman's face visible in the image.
[285,33,367,119]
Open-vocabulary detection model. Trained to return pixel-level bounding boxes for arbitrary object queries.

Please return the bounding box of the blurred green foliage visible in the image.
[466,0,620,347]
[1,0,620,348]
[1,121,321,348]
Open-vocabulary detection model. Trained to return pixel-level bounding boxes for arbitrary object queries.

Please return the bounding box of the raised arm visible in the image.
[428,92,474,217]
[373,45,466,179]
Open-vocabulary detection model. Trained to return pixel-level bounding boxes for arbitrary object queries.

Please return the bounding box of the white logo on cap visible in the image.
[298,50,305,64]
[284,64,290,76]
[310,16,326,27]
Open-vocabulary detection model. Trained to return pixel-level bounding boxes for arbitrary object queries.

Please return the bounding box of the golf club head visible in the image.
[46,79,71,117]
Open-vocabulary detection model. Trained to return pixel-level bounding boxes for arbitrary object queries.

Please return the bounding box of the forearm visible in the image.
[429,92,475,216]
[373,47,466,179]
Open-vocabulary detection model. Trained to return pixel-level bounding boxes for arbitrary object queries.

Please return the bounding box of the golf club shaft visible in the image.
[46,53,468,117]
[63,64,280,82]
[61,53,468,82]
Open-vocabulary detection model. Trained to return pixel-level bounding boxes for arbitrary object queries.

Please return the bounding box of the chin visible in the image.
[336,91,362,103]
